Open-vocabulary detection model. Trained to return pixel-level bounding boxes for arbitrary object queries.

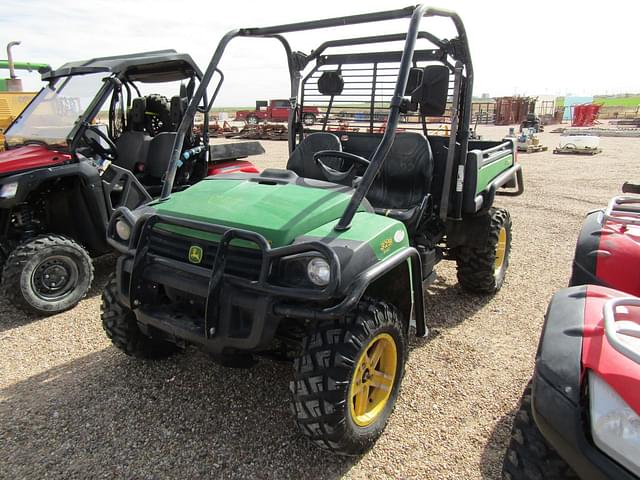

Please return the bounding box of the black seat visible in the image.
[286,132,343,181]
[114,98,151,171]
[145,132,177,179]
[366,132,433,232]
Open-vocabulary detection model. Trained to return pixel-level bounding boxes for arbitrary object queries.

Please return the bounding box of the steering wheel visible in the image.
[313,150,370,183]
[82,125,118,160]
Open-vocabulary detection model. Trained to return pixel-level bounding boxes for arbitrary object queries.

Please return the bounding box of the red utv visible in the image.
[503,185,640,479]
[0,50,259,315]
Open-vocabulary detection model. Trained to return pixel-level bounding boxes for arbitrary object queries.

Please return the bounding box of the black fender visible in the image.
[273,247,427,337]
[0,162,110,255]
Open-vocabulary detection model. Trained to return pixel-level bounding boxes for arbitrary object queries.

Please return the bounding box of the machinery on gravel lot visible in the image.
[101,5,523,455]
[503,185,640,479]
[0,50,260,315]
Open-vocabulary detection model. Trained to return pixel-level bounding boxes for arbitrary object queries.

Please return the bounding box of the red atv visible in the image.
[0,50,259,315]
[503,186,640,479]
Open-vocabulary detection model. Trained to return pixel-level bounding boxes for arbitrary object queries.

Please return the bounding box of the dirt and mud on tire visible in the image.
[1,234,94,315]
[290,298,408,456]
[502,380,578,480]
[456,207,512,293]
[101,275,178,359]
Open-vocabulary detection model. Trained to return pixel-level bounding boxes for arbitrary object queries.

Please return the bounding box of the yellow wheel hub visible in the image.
[494,226,507,274]
[348,332,397,427]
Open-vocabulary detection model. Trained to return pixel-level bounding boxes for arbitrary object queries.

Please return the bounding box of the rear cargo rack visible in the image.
[602,297,640,365]
[601,195,640,226]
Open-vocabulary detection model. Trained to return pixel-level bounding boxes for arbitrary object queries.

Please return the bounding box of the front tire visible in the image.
[101,275,178,358]
[502,381,578,479]
[456,207,512,293]
[1,235,94,315]
[290,298,407,455]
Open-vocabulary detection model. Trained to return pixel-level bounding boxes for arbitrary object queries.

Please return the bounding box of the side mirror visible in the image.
[318,71,344,96]
[412,65,449,116]
[404,67,423,96]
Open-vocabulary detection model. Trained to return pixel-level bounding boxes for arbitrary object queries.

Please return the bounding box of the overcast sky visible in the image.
[2,0,638,105]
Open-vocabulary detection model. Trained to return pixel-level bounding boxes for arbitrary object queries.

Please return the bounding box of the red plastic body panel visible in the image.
[207,160,259,176]
[0,145,71,175]
[595,218,640,297]
[582,285,640,415]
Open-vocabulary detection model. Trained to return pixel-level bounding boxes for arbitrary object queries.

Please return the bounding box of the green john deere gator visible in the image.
[101,5,524,455]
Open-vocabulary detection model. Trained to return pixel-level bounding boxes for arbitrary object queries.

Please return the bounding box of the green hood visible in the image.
[152,178,361,246]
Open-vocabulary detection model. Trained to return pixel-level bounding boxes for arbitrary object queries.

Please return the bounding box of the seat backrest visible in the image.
[114,131,151,171]
[366,132,433,210]
[170,95,186,130]
[286,132,342,181]
[114,98,152,171]
[129,97,146,132]
[145,132,177,178]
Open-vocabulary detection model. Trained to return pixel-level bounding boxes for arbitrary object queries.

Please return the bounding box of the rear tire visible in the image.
[502,380,578,480]
[101,274,178,359]
[1,235,93,315]
[302,113,316,126]
[290,298,407,456]
[456,207,512,293]
[246,115,259,125]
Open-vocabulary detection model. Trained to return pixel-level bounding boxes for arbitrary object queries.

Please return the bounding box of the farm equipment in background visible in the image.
[503,185,640,480]
[202,118,238,138]
[554,134,602,155]
[517,128,547,153]
[0,42,50,149]
[230,122,288,140]
[572,103,602,127]
[520,113,543,133]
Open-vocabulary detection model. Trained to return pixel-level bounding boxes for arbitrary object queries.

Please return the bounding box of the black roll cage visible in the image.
[161,5,474,227]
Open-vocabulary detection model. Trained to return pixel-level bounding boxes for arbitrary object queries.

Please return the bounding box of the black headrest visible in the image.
[412,65,450,116]
[130,97,146,129]
[318,71,344,96]
[170,96,186,128]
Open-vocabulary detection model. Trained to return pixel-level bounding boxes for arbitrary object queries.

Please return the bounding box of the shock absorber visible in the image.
[12,204,38,236]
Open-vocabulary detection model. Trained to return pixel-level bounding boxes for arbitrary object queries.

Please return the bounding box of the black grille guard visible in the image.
[125,213,341,339]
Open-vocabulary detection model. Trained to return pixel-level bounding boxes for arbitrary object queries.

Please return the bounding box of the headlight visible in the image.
[115,218,132,241]
[307,257,331,286]
[0,182,18,199]
[589,371,640,476]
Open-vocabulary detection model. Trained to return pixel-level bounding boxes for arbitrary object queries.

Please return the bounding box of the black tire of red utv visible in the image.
[502,381,578,480]
[144,94,172,135]
[290,298,408,456]
[456,207,512,293]
[101,274,178,359]
[302,113,316,126]
[1,235,94,315]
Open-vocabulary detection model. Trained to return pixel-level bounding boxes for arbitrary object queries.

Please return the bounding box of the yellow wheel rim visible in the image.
[348,332,397,427]
[494,226,507,274]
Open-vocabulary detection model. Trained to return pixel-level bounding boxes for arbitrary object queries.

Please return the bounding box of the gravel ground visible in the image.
[1,125,638,479]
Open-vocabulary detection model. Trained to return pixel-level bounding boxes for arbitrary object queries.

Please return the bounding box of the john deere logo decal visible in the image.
[380,238,393,254]
[188,245,203,264]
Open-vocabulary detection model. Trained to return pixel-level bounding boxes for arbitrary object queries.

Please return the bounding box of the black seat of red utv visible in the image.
[114,97,151,171]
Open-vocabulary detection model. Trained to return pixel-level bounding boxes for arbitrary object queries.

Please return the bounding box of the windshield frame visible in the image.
[3,72,115,152]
